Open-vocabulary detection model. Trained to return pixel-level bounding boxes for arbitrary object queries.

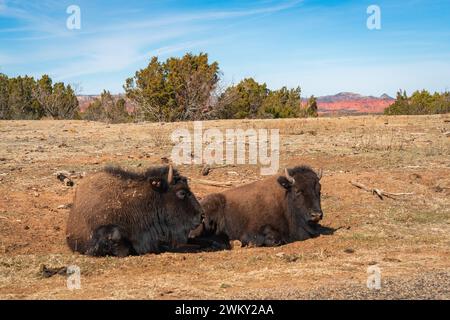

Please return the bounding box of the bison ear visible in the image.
[148,177,169,193]
[277,176,293,190]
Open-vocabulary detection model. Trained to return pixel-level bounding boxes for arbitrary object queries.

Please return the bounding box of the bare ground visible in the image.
[0,115,449,299]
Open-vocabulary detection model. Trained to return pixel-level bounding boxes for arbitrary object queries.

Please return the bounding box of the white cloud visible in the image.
[48,29,205,80]
[0,0,304,91]
[0,0,302,39]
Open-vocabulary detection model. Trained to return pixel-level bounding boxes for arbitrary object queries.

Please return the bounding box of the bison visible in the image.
[66,165,203,257]
[192,166,324,247]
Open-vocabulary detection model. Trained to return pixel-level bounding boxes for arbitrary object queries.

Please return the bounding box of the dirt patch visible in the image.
[0,115,449,299]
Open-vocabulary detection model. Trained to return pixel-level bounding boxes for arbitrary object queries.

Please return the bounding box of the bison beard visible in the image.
[66,165,203,257]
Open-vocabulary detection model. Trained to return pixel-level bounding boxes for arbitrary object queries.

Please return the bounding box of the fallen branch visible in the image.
[40,265,68,278]
[201,164,233,176]
[350,181,414,200]
[190,179,234,188]
[201,165,211,176]
[54,171,74,187]
[211,164,232,169]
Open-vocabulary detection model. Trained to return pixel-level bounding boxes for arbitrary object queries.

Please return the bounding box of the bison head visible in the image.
[158,165,204,245]
[277,166,323,228]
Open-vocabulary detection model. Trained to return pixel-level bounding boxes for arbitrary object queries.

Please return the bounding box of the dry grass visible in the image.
[0,114,449,299]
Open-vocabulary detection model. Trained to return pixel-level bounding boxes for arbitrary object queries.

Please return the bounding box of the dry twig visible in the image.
[190,179,234,188]
[350,181,414,200]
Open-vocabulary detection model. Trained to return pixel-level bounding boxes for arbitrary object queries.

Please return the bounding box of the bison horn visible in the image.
[167,165,174,185]
[317,168,323,180]
[285,168,295,184]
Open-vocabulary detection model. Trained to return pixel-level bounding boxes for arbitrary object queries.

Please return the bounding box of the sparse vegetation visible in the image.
[384,89,450,115]
[3,57,450,123]
[215,79,316,120]
[0,115,448,299]
[353,129,406,152]
[0,73,78,120]
[216,78,269,119]
[259,86,303,119]
[123,53,318,122]
[305,95,319,118]
[82,91,130,123]
[124,53,220,122]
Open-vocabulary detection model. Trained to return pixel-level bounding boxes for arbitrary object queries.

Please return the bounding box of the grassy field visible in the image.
[0,115,449,299]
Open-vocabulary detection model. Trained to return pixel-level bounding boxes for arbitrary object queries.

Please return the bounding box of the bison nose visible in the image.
[310,211,323,223]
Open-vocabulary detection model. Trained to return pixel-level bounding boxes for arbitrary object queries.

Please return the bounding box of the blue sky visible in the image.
[1,0,449,96]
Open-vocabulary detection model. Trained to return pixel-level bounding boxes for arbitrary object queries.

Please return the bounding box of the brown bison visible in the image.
[192,166,323,247]
[66,165,203,257]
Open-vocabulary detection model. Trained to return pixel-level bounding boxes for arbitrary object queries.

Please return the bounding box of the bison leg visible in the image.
[86,225,136,257]
[187,233,231,250]
[188,222,231,250]
[240,233,265,247]
[241,226,283,247]
[261,225,283,247]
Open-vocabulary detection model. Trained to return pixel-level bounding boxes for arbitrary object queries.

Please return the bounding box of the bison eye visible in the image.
[176,190,187,200]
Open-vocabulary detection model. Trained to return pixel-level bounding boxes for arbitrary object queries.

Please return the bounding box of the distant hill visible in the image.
[77,95,99,112]
[311,92,394,115]
[78,92,395,116]
[77,94,132,113]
